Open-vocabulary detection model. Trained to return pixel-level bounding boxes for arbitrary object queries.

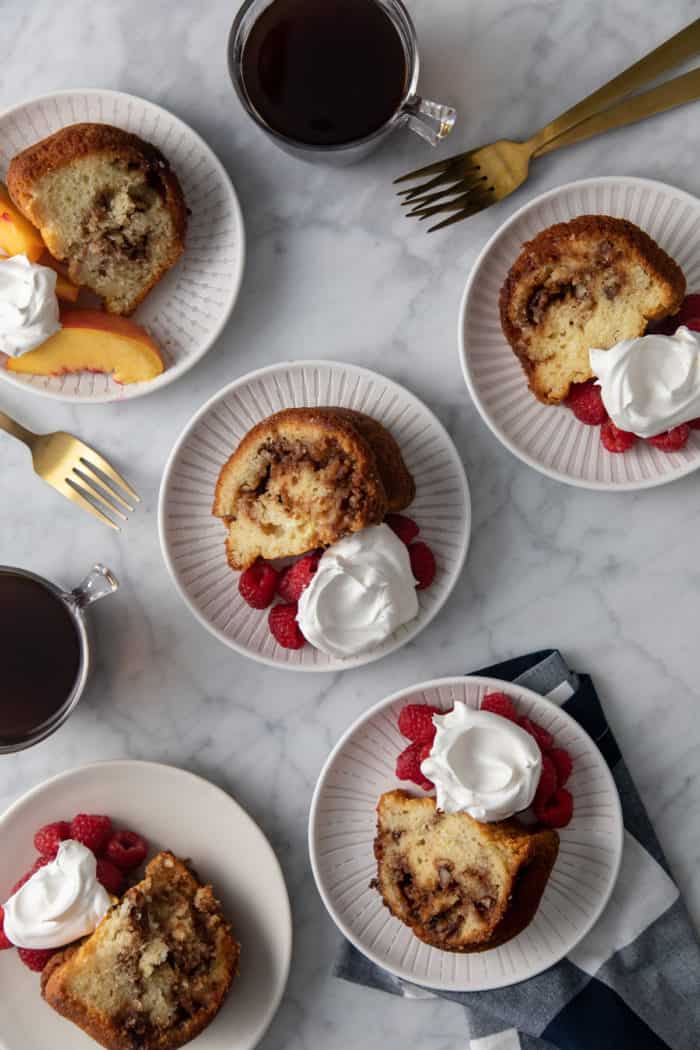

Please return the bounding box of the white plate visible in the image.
[0,761,291,1050]
[459,176,700,490]
[0,89,245,403]
[309,675,623,992]
[158,360,471,671]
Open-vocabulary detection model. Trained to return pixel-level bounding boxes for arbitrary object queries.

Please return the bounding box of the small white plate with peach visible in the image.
[0,89,245,403]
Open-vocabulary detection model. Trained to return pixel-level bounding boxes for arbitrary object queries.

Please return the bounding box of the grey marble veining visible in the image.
[1,1,700,1046]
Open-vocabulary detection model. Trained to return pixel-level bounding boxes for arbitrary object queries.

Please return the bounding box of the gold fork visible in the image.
[0,410,139,531]
[397,18,700,231]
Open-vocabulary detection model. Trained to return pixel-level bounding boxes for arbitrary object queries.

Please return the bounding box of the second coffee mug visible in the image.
[229,0,456,163]
[0,564,118,754]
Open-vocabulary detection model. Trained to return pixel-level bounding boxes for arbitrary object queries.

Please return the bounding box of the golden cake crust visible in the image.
[7,123,187,314]
[499,215,686,403]
[41,852,239,1050]
[8,123,185,229]
[329,408,415,512]
[212,407,391,570]
[373,790,559,953]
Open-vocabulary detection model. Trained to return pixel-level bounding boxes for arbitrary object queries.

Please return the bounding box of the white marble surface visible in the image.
[1,1,700,1046]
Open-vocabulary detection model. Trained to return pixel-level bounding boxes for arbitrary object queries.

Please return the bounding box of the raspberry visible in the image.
[96,858,124,895]
[276,553,320,603]
[0,907,13,949]
[29,855,51,875]
[647,424,689,452]
[647,315,679,336]
[677,294,700,324]
[518,717,553,753]
[600,419,636,453]
[70,814,113,854]
[534,786,574,828]
[408,541,436,590]
[105,829,148,871]
[535,753,558,803]
[397,703,439,743]
[682,317,700,332]
[565,381,608,425]
[18,947,56,972]
[10,856,50,896]
[238,561,279,609]
[268,602,305,649]
[395,740,433,791]
[689,418,700,430]
[385,513,420,545]
[33,821,71,859]
[549,747,573,786]
[481,692,518,722]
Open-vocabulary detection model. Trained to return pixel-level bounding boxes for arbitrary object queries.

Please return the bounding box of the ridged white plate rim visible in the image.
[309,675,624,991]
[157,360,471,671]
[0,88,245,404]
[458,176,700,490]
[0,760,291,1050]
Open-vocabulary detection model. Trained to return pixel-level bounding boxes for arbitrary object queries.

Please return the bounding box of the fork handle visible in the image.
[528,17,700,153]
[534,67,700,156]
[0,410,35,449]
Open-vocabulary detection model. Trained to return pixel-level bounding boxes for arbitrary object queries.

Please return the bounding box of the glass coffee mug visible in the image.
[228,0,456,163]
[0,564,118,753]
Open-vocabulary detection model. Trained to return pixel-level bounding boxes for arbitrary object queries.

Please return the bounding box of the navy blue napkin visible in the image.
[335,650,700,1050]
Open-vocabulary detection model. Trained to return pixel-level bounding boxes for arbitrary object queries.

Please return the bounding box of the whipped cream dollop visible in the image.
[3,840,111,950]
[421,702,542,821]
[296,524,419,658]
[590,326,700,438]
[0,253,61,357]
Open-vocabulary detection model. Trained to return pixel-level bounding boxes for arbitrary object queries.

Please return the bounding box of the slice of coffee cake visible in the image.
[41,851,238,1050]
[374,790,558,952]
[499,215,685,403]
[212,407,391,570]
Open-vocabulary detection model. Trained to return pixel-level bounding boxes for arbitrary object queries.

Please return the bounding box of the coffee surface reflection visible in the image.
[240,0,408,146]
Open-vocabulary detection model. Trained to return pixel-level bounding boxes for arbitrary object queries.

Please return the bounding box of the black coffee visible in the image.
[240,0,408,146]
[0,572,82,745]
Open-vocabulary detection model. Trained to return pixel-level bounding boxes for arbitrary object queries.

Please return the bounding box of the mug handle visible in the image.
[70,564,119,610]
[403,96,457,146]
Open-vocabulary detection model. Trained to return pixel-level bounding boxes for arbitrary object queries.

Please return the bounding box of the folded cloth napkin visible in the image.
[335,650,700,1050]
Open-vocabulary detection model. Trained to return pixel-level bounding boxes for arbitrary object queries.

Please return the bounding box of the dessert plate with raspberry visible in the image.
[309,676,623,992]
[460,176,700,489]
[159,361,470,670]
[0,760,291,1050]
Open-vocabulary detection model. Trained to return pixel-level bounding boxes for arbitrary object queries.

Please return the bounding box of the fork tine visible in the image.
[79,453,140,503]
[393,148,482,185]
[63,478,121,531]
[428,195,498,232]
[404,175,487,212]
[70,468,128,521]
[397,167,478,202]
[78,460,135,512]
[407,186,494,220]
[394,158,455,184]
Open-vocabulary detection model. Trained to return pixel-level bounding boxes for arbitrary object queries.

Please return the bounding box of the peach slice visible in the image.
[7,310,165,384]
[0,184,45,262]
[39,254,80,303]
[53,273,81,304]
